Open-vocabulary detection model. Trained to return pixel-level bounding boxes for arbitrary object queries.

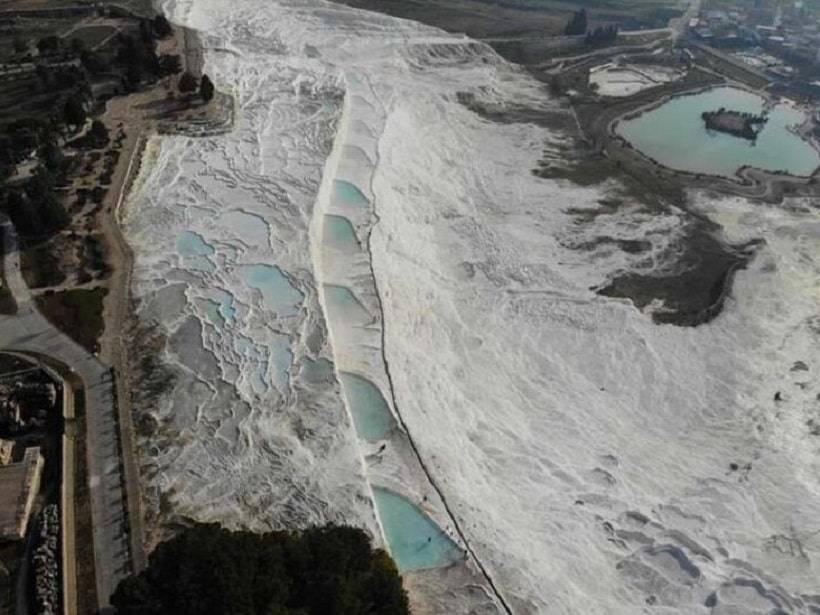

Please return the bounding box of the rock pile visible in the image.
[32,504,60,615]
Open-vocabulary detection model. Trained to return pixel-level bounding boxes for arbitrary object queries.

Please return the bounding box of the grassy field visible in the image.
[21,242,67,289]
[35,287,106,353]
[69,24,118,49]
[335,0,683,41]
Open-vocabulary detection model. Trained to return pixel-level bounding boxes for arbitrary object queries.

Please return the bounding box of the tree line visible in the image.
[110,523,410,615]
[0,12,216,238]
[563,9,619,47]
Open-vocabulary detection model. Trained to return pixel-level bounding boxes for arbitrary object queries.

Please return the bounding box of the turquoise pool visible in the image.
[333,179,369,207]
[616,86,820,177]
[323,214,360,250]
[323,285,371,325]
[240,264,303,317]
[339,372,394,440]
[372,487,463,571]
[177,231,216,273]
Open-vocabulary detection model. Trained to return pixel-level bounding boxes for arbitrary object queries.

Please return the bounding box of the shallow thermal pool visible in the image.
[240,264,303,316]
[323,214,360,250]
[616,86,820,177]
[332,179,370,207]
[339,372,395,440]
[323,284,372,326]
[177,231,216,273]
[372,487,463,571]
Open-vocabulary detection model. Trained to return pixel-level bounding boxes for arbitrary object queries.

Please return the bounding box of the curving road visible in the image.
[0,217,131,610]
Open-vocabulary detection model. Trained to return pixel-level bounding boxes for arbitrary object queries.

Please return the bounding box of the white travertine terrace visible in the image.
[125,0,820,612]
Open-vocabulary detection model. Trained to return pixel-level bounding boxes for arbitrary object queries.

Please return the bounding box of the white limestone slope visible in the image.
[127,0,820,612]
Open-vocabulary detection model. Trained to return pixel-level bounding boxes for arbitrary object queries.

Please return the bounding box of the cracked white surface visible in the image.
[125,0,820,612]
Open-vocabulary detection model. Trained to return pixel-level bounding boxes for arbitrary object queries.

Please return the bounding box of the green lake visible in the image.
[615,86,820,178]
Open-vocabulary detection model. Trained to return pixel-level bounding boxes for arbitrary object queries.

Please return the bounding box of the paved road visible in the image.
[0,217,131,609]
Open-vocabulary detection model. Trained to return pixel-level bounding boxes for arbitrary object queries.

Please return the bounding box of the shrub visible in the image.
[200,74,215,103]
[178,71,197,94]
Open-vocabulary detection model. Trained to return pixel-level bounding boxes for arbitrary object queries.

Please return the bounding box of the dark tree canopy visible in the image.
[153,15,173,38]
[564,9,587,35]
[63,95,87,128]
[6,118,46,159]
[110,524,409,615]
[12,36,27,54]
[80,49,108,74]
[178,71,197,94]
[585,25,619,47]
[36,36,60,55]
[116,33,160,83]
[158,54,182,76]
[38,140,64,173]
[200,74,215,103]
[89,120,110,147]
[22,167,69,233]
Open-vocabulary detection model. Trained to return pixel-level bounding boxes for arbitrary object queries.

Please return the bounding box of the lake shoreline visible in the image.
[613,85,820,181]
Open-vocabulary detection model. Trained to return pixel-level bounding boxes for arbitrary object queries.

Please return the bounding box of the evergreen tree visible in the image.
[564,9,588,35]
[24,167,68,233]
[36,36,60,55]
[139,18,154,43]
[178,71,197,94]
[80,49,108,74]
[63,95,86,129]
[6,189,43,236]
[153,15,173,38]
[89,120,109,147]
[12,37,27,55]
[70,38,86,55]
[585,24,618,47]
[126,62,143,90]
[200,74,215,103]
[158,54,182,76]
[38,139,64,174]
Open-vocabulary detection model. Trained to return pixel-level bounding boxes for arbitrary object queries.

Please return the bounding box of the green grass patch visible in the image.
[35,287,106,353]
[69,25,117,49]
[21,241,66,289]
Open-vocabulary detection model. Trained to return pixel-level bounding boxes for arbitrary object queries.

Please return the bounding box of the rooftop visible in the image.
[0,447,44,541]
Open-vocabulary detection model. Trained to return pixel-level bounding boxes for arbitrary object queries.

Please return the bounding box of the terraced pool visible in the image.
[372,487,463,571]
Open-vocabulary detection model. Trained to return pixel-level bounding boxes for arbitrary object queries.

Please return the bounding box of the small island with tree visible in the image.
[701,107,768,141]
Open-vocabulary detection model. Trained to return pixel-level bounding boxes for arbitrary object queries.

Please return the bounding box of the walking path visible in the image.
[0,216,131,610]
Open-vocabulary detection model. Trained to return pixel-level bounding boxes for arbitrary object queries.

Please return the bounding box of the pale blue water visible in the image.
[235,336,270,395]
[221,210,271,249]
[372,487,463,571]
[240,264,303,316]
[300,357,334,384]
[323,284,372,325]
[616,86,820,177]
[333,179,369,207]
[177,231,216,273]
[201,289,237,329]
[269,334,292,393]
[339,372,394,440]
[201,299,225,329]
[323,214,359,249]
[210,289,237,325]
